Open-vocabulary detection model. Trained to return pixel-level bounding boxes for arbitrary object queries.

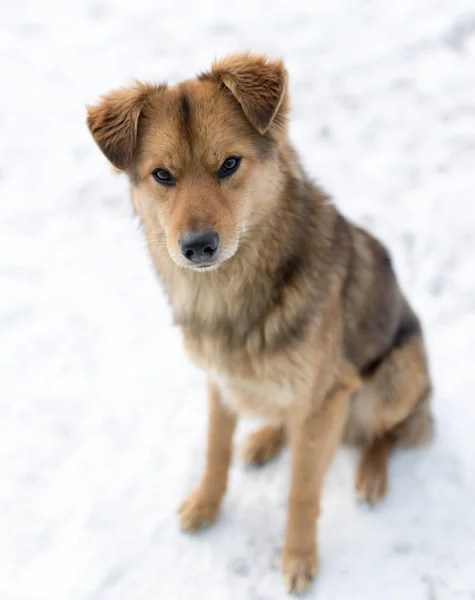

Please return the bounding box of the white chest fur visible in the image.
[208,369,297,421]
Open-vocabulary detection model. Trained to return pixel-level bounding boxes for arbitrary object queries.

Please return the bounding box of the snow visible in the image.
[1,0,475,598]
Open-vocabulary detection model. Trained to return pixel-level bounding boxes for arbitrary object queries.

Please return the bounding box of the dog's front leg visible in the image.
[179,380,237,531]
[282,378,351,593]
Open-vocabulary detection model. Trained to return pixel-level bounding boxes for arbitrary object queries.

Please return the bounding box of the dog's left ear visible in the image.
[86,84,151,171]
[206,53,288,134]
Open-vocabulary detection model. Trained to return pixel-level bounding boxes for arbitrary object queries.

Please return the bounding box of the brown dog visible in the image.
[87,53,433,593]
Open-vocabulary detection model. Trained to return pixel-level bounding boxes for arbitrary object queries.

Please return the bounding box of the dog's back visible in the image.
[336,219,433,454]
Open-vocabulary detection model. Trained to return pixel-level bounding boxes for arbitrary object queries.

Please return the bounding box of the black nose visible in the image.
[179,231,219,263]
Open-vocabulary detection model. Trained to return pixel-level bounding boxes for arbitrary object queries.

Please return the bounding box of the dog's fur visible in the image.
[87,53,433,593]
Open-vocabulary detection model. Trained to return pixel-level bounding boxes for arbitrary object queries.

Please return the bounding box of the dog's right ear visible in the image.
[203,53,288,135]
[86,84,150,171]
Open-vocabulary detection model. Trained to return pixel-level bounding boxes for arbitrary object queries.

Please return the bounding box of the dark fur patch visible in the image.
[393,315,421,349]
[360,313,422,377]
[264,178,320,308]
[275,253,304,292]
[382,248,392,268]
[342,223,354,301]
[180,91,192,143]
[265,309,313,354]
[359,354,385,379]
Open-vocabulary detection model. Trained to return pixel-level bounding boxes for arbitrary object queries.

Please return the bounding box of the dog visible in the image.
[87,53,433,593]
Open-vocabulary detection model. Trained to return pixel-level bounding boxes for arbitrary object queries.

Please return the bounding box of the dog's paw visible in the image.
[281,546,319,594]
[240,425,284,466]
[355,452,388,505]
[178,488,221,532]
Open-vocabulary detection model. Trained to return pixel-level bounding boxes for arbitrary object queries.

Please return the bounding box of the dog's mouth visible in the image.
[173,253,226,272]
[168,237,240,273]
[193,260,221,271]
[195,262,221,272]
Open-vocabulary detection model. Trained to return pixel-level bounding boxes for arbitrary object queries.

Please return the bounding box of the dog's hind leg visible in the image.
[240,424,285,466]
[354,314,433,504]
[355,432,393,504]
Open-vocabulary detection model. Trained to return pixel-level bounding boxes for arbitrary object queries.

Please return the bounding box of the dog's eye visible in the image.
[152,168,175,186]
[217,157,241,180]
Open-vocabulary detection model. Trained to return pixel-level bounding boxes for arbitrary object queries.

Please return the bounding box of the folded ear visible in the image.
[205,53,288,134]
[86,84,151,171]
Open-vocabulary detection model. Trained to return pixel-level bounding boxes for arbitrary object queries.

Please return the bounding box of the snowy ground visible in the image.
[1,1,475,598]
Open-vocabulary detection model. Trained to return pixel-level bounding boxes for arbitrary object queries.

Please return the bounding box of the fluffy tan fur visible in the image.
[87,53,433,594]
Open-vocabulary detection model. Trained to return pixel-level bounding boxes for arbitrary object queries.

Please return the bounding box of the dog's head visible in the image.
[87,53,290,271]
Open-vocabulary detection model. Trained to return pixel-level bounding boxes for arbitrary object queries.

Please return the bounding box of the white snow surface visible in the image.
[1,1,475,598]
